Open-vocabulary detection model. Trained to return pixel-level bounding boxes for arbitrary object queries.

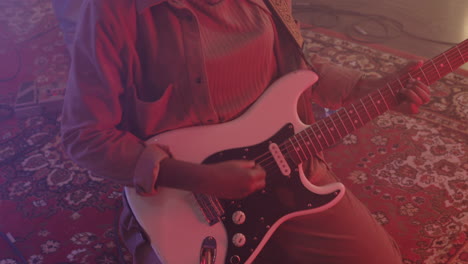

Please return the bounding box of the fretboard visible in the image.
[287,39,468,165]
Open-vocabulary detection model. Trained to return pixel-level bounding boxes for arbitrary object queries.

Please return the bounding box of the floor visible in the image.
[292,0,468,70]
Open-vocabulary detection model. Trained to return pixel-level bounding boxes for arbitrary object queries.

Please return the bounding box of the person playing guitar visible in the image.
[58,0,461,263]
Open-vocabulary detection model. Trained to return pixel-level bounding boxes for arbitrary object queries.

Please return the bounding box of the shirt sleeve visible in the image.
[60,0,168,195]
[307,49,364,110]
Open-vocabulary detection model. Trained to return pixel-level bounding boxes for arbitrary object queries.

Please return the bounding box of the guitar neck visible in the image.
[287,39,468,165]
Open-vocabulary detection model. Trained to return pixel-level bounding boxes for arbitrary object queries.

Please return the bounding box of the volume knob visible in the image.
[232,211,246,225]
[232,233,246,247]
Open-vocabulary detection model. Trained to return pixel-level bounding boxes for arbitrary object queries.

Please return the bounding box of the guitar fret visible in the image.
[294,134,307,160]
[317,122,331,146]
[396,78,405,90]
[297,135,309,160]
[336,110,350,134]
[329,116,343,138]
[298,131,313,158]
[430,59,442,78]
[351,104,364,126]
[418,67,430,84]
[320,119,337,143]
[368,95,380,115]
[310,125,325,149]
[350,104,364,126]
[286,139,299,163]
[289,137,307,163]
[325,118,342,139]
[310,127,325,152]
[284,141,301,165]
[359,99,372,122]
[293,137,307,163]
[344,107,358,129]
[442,53,454,71]
[386,83,397,98]
[455,45,466,63]
[376,90,390,111]
[434,55,451,75]
[377,91,389,112]
[408,72,419,83]
[369,97,380,118]
[304,129,320,154]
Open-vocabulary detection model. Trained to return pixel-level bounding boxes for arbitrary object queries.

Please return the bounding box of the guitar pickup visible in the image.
[269,143,291,177]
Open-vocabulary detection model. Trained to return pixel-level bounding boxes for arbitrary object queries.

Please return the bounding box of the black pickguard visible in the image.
[202,124,341,264]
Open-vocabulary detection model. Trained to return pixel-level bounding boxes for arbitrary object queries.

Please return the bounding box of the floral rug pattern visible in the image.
[0,1,467,264]
[301,30,467,264]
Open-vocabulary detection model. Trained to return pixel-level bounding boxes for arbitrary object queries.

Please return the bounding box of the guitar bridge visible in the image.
[194,193,225,226]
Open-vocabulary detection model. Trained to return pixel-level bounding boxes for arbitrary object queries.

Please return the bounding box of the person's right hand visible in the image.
[202,160,266,200]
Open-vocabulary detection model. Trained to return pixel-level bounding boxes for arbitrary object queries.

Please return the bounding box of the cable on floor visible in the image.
[292,3,460,46]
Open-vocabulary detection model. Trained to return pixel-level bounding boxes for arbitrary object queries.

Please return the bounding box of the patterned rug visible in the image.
[0,1,466,264]
[301,30,467,264]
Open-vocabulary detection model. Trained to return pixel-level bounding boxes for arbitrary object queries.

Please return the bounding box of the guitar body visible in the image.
[124,70,345,264]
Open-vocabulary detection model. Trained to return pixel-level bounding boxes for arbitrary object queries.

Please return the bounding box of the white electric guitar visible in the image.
[125,40,467,264]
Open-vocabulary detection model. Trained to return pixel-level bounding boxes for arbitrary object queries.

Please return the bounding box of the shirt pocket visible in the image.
[129,83,175,139]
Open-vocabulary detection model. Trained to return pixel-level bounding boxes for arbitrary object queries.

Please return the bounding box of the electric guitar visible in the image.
[124,39,467,264]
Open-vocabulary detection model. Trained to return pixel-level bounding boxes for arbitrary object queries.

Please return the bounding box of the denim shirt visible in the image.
[61,0,362,195]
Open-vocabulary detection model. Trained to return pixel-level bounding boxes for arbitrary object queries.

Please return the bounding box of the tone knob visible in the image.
[232,233,246,247]
[232,211,246,225]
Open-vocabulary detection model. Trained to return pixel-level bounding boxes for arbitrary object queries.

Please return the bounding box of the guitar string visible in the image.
[267,40,467,161]
[254,85,397,170]
[255,74,412,168]
[255,78,398,163]
[278,70,417,160]
[201,43,467,216]
[310,41,468,144]
[256,43,467,171]
[257,78,411,168]
[253,46,466,170]
[204,44,468,217]
[275,45,468,161]
[258,76,401,166]
[249,43,467,169]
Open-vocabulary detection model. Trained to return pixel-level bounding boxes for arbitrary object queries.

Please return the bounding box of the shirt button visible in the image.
[195,76,202,84]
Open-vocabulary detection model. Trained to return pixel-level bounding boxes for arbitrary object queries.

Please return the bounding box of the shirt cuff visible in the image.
[133,143,172,196]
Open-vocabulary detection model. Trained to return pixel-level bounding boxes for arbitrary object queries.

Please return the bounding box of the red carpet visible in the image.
[0,1,466,263]
[301,29,467,264]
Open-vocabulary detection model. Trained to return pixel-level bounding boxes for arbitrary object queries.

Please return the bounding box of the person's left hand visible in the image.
[393,76,431,114]
[357,61,431,114]
[391,61,431,114]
